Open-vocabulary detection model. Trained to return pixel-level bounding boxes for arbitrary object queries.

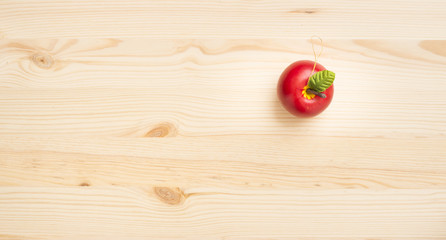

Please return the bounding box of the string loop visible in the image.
[309,35,324,79]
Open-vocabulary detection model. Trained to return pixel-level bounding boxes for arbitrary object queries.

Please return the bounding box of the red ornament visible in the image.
[277,60,334,117]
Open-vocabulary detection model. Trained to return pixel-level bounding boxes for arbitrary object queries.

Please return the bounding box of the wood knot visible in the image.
[31,53,54,69]
[79,182,90,187]
[153,187,184,205]
[145,122,177,137]
[289,8,319,14]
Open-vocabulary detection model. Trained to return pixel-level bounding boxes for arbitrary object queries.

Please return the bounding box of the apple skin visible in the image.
[277,60,334,117]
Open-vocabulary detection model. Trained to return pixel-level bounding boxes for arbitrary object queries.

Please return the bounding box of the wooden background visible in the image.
[1,1,446,239]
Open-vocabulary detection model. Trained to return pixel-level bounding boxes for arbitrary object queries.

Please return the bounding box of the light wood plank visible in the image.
[0,0,446,38]
[0,187,445,239]
[1,39,445,138]
[0,136,445,189]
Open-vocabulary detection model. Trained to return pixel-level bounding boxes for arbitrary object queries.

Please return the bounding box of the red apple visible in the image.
[277,60,335,117]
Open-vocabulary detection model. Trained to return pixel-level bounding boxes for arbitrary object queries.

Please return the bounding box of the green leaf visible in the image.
[308,70,335,92]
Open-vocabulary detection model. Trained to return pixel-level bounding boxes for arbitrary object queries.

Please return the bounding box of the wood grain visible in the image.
[1,38,446,239]
[0,187,445,239]
[1,136,446,189]
[1,39,445,138]
[0,0,446,39]
[1,1,446,238]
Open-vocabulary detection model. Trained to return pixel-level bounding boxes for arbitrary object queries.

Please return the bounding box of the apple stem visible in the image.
[306,88,326,98]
